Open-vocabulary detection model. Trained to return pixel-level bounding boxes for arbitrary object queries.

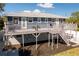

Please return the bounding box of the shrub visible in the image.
[77,27,79,31]
[0,19,4,31]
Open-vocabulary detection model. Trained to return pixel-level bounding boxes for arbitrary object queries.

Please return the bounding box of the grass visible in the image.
[53,47,79,56]
[77,27,79,31]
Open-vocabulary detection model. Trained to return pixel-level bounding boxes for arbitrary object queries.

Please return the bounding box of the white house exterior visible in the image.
[3,12,77,49]
[4,12,66,30]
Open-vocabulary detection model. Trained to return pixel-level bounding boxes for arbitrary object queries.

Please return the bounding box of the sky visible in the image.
[4,3,79,17]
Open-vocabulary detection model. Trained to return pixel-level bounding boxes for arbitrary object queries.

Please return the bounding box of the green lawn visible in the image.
[53,47,79,56]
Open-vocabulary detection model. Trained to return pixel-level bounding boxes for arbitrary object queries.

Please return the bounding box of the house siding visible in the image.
[14,33,49,44]
[7,16,65,30]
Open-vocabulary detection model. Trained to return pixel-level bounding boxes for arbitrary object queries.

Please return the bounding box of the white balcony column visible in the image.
[45,18,48,28]
[25,17,28,29]
[46,18,49,29]
[55,18,59,27]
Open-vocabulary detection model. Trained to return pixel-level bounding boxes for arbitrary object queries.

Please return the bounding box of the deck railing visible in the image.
[5,22,77,33]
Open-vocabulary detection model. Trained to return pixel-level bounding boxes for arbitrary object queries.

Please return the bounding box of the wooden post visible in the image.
[36,36,38,50]
[48,33,50,47]
[3,35,5,42]
[32,33,40,50]
[56,34,59,48]
[4,36,7,46]
[70,23,71,35]
[75,24,77,41]
[22,34,24,50]
[5,35,8,46]
[51,34,54,49]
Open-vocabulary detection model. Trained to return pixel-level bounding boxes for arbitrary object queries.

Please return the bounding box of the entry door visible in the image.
[21,17,27,29]
[13,17,19,24]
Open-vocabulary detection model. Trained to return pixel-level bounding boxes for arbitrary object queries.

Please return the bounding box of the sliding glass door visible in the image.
[21,17,27,29]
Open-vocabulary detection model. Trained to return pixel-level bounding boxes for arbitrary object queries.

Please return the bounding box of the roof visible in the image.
[4,12,67,19]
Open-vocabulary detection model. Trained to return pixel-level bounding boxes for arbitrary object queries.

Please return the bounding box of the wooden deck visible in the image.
[4,27,61,36]
[3,23,77,50]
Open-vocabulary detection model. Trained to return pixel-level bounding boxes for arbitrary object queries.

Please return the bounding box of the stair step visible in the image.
[59,29,70,46]
[71,44,79,47]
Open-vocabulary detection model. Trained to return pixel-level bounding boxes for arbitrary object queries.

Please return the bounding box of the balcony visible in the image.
[6,24,21,32]
[5,22,77,35]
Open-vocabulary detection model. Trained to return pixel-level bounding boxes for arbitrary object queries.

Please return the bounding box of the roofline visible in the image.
[4,12,67,19]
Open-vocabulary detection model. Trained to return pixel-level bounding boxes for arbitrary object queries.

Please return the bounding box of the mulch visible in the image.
[3,39,79,56]
[22,40,79,56]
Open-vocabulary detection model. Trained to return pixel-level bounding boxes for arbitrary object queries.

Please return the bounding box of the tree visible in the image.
[66,11,79,27]
[0,3,5,13]
[0,3,5,31]
[71,11,79,19]
[0,19,4,30]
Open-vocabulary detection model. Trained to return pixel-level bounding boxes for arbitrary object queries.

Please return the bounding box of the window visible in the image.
[51,18,56,22]
[8,16,12,21]
[45,18,48,22]
[38,18,41,22]
[13,17,18,24]
[19,17,21,21]
[33,17,37,22]
[48,18,52,22]
[28,17,32,22]
[19,17,21,25]
[59,18,65,23]
[8,16,13,24]
[23,19,25,27]
[41,18,45,22]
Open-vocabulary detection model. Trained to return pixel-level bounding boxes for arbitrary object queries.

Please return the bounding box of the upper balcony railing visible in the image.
[4,22,77,33]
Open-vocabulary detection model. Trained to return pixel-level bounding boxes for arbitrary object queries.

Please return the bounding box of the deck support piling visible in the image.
[75,24,77,41]
[3,35,7,47]
[75,30,77,41]
[32,32,40,50]
[48,33,50,47]
[5,35,8,46]
[36,36,38,50]
[51,34,54,49]
[56,34,59,48]
[22,34,24,50]
[3,35,5,42]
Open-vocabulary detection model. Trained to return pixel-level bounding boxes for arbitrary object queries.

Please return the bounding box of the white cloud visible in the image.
[37,3,54,8]
[33,9,41,13]
[23,9,41,13]
[23,10,31,12]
